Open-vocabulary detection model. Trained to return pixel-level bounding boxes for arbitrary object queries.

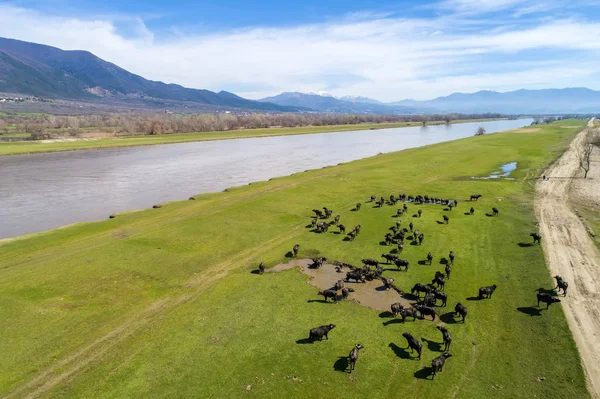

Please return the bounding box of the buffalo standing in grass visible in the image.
[432,275,446,290]
[415,304,437,321]
[394,258,409,271]
[537,292,561,309]
[398,307,418,322]
[349,344,365,372]
[427,252,434,265]
[385,233,394,246]
[445,264,452,279]
[449,251,455,265]
[412,283,433,297]
[382,253,399,264]
[478,284,497,299]
[455,303,467,322]
[318,289,338,303]
[433,289,448,306]
[422,294,436,307]
[309,324,336,342]
[362,258,379,268]
[258,262,265,275]
[293,244,300,257]
[402,332,423,359]
[437,326,452,351]
[470,194,482,201]
[469,207,475,215]
[431,352,452,379]
[338,224,346,234]
[443,215,449,224]
[531,233,542,244]
[492,207,499,217]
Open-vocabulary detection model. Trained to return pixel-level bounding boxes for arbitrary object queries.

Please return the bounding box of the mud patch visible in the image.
[270,259,413,311]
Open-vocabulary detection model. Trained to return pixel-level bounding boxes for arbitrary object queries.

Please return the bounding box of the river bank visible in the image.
[0,118,506,156]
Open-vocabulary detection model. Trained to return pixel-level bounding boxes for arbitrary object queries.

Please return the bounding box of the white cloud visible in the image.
[438,0,528,14]
[0,4,600,101]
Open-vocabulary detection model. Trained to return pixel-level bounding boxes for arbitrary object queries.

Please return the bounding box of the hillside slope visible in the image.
[0,37,292,111]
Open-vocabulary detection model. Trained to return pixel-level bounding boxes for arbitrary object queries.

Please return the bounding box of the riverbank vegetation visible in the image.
[0,116,506,156]
[0,119,589,398]
[0,111,507,140]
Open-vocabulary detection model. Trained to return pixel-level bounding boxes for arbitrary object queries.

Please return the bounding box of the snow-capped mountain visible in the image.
[258,92,415,114]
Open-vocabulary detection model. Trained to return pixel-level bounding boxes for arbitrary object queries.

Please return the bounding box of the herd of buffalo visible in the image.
[255,192,567,379]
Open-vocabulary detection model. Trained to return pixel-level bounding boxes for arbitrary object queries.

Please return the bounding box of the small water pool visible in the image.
[489,162,517,178]
[470,162,518,181]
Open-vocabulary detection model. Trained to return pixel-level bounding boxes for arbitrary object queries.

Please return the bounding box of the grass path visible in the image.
[0,118,502,156]
[0,119,590,398]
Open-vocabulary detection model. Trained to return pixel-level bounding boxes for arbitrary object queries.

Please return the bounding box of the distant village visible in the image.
[0,96,50,103]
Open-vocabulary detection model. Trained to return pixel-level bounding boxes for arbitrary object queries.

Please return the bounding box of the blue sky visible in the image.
[1,0,600,101]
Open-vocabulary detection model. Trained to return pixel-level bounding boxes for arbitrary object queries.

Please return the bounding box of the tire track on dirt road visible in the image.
[535,119,600,398]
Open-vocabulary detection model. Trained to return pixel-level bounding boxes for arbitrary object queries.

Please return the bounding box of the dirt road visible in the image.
[535,119,600,398]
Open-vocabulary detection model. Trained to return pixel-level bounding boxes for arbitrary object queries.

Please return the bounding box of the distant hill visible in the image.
[259,92,416,114]
[389,88,600,114]
[0,37,294,112]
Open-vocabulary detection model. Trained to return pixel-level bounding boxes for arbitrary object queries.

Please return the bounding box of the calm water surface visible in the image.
[0,119,532,239]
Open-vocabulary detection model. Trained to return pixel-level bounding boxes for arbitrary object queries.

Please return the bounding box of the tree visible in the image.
[475,126,486,136]
[578,142,593,178]
[420,115,429,126]
[578,130,600,178]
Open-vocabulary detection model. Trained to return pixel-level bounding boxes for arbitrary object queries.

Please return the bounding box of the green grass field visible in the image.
[0,119,589,398]
[0,118,502,156]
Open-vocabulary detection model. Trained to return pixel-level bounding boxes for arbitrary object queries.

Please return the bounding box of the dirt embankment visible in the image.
[535,119,600,398]
[271,259,413,311]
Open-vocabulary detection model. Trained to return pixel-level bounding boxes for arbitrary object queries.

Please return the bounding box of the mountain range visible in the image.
[389,88,600,114]
[258,92,415,114]
[0,37,294,112]
[259,89,600,114]
[1,37,599,114]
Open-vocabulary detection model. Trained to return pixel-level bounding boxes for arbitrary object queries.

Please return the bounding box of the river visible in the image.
[0,119,532,239]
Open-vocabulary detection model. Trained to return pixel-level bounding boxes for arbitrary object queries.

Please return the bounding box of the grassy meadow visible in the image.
[0,119,589,398]
[0,118,502,156]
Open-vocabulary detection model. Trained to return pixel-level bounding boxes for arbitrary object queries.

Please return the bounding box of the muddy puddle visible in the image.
[270,259,413,311]
[471,161,517,180]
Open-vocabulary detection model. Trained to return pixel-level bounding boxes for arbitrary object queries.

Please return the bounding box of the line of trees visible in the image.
[0,111,507,139]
